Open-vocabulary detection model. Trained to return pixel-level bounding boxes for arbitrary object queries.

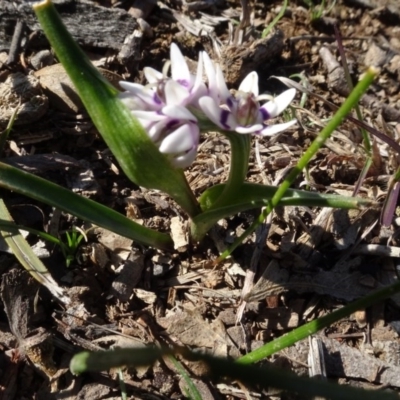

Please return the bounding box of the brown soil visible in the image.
[1,0,400,398]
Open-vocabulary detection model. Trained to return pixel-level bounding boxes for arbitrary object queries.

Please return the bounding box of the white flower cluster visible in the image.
[119,43,296,168]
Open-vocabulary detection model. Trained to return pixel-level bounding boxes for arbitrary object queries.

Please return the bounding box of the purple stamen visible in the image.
[166,119,179,129]
[259,108,270,121]
[153,93,162,105]
[220,109,231,130]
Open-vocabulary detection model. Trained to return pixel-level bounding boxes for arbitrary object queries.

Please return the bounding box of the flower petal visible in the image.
[235,124,263,134]
[119,92,147,110]
[173,146,197,168]
[193,51,204,93]
[130,110,165,121]
[148,119,168,141]
[144,67,164,84]
[170,43,191,88]
[260,119,297,136]
[203,51,217,99]
[238,71,259,97]
[119,81,161,107]
[164,80,189,106]
[215,65,231,103]
[159,123,197,154]
[163,105,196,121]
[260,88,296,119]
[199,96,236,130]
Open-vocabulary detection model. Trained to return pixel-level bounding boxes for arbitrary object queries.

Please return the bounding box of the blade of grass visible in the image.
[214,67,378,264]
[0,162,173,250]
[261,0,288,38]
[117,368,127,400]
[0,199,70,304]
[167,355,203,400]
[237,275,400,364]
[0,106,18,157]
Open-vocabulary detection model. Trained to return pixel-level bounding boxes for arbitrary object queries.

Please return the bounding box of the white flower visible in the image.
[199,52,297,136]
[117,43,297,169]
[118,43,206,168]
[129,105,199,169]
[119,43,207,111]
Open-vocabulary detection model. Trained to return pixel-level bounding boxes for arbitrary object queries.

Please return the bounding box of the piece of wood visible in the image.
[0,0,138,52]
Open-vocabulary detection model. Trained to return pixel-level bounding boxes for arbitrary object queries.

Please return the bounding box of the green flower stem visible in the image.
[33,0,199,217]
[189,133,251,240]
[238,276,400,364]
[209,133,251,210]
[215,67,378,263]
[0,162,173,250]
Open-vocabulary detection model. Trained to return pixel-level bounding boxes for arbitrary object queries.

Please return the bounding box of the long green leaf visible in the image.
[33,0,199,217]
[0,162,172,250]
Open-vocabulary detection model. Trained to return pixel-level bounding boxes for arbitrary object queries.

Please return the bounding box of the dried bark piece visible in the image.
[1,269,57,380]
[345,0,400,18]
[0,0,138,51]
[220,30,285,86]
[322,335,400,386]
[319,46,400,122]
[35,63,122,113]
[0,72,48,127]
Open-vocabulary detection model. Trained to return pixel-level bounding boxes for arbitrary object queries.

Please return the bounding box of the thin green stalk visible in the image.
[215,67,378,263]
[190,133,251,240]
[168,355,202,400]
[117,369,127,400]
[262,0,288,38]
[0,220,63,247]
[207,133,251,210]
[237,276,400,364]
[0,107,18,157]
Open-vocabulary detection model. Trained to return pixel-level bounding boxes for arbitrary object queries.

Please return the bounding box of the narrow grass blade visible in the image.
[0,107,19,157]
[238,276,400,364]
[0,199,70,304]
[0,162,173,250]
[262,0,288,38]
[167,355,203,400]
